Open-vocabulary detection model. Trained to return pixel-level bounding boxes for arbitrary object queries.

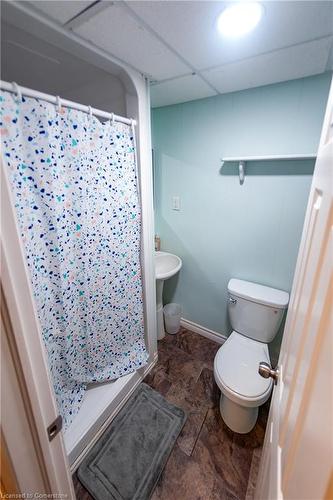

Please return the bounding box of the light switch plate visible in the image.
[172,196,180,211]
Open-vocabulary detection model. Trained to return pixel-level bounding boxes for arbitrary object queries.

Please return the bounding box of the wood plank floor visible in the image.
[73,328,269,499]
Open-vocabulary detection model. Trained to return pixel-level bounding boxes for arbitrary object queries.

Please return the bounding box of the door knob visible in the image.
[258,362,279,385]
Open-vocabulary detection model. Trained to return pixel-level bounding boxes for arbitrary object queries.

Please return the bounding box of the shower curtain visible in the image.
[1,91,148,428]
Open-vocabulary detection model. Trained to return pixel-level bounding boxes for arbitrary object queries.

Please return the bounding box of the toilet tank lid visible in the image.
[228,279,289,309]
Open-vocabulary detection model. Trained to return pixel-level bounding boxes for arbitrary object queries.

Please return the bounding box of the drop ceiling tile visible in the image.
[27,1,93,24]
[127,1,333,70]
[151,74,216,108]
[202,37,333,95]
[73,3,189,81]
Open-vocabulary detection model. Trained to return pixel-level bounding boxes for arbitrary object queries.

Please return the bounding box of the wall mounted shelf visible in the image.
[221,154,317,185]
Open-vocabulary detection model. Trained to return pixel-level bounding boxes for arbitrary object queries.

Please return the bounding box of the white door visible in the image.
[255,78,333,500]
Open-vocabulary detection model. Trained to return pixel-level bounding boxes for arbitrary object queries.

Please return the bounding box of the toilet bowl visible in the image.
[214,278,289,433]
[214,331,272,433]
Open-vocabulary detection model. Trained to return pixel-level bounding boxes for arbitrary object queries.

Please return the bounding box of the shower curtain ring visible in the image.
[12,82,22,102]
[88,105,93,118]
[111,112,115,125]
[56,96,62,113]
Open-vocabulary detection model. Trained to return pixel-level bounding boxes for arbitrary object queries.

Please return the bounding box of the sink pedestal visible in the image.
[154,251,182,341]
[156,279,165,340]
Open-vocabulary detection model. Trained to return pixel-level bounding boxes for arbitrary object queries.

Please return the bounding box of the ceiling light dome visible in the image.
[217,2,263,38]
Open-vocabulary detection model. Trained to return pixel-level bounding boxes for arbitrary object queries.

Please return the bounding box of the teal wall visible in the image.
[152,73,331,359]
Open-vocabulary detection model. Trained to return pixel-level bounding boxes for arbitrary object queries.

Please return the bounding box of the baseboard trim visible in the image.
[180,318,227,345]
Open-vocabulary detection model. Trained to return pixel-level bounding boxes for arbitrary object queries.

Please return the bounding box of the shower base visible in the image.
[64,357,156,469]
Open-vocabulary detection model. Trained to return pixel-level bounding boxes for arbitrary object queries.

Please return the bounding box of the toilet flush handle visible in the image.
[258,362,279,385]
[229,297,237,304]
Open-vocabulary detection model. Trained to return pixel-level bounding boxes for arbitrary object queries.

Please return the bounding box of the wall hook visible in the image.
[12,82,22,102]
[239,161,245,185]
[56,96,62,113]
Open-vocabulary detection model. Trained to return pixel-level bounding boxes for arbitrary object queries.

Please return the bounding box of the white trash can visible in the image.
[163,303,182,335]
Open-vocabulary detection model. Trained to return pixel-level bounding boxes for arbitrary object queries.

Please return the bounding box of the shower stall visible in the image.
[1,0,157,475]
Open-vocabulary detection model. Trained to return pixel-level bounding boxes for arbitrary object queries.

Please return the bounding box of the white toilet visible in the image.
[214,278,289,433]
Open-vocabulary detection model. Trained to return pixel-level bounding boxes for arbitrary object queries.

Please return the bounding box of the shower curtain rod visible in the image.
[0,80,137,126]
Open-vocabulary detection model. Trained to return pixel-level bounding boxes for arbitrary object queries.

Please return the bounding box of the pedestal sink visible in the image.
[155,251,182,340]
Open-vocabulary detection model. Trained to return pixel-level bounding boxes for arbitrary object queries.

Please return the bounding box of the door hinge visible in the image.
[47,415,62,441]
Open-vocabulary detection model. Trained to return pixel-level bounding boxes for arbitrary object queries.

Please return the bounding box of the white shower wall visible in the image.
[63,73,127,117]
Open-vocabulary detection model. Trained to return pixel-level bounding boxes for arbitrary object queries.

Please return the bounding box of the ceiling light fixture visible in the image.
[217,2,263,38]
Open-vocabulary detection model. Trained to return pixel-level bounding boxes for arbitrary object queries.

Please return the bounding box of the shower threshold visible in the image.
[64,359,155,469]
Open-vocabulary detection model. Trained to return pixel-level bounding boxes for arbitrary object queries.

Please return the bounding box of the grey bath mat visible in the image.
[77,383,186,500]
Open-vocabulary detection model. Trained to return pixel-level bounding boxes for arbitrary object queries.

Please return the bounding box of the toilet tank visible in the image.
[227,279,289,343]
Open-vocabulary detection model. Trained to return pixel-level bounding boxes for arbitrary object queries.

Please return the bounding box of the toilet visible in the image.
[214,278,289,433]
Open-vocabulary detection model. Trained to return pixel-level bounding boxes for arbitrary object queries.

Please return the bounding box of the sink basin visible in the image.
[155,251,182,280]
[155,251,182,340]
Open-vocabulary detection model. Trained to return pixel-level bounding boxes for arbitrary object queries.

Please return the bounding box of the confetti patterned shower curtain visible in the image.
[1,91,148,428]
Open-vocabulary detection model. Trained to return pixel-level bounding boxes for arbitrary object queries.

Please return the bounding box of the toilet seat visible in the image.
[214,331,272,407]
